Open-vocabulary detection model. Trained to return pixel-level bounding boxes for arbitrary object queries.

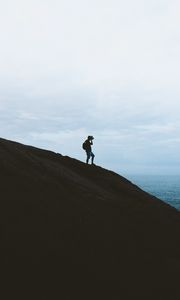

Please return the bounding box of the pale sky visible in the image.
[0,0,180,175]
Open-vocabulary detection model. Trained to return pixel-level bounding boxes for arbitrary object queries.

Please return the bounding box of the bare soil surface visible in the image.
[0,137,179,299]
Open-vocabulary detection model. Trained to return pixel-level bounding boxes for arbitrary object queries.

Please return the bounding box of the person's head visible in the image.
[88,135,94,141]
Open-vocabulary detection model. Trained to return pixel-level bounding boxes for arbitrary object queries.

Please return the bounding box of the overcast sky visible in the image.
[0,0,180,175]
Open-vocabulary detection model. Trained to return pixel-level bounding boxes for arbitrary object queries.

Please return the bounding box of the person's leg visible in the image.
[86,151,91,164]
[91,152,95,164]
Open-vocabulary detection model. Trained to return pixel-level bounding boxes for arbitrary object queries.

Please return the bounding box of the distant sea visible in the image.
[125,175,180,211]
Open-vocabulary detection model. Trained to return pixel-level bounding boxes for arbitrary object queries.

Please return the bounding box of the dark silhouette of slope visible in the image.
[0,137,180,299]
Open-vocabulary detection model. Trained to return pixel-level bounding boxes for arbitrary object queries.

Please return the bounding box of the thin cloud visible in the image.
[0,0,180,174]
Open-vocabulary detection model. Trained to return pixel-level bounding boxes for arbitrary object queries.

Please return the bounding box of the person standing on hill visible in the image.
[82,136,95,164]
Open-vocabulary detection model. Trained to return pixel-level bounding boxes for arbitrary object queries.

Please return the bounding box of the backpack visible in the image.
[82,141,88,150]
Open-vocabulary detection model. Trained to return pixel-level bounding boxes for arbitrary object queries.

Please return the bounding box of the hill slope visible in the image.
[0,137,179,299]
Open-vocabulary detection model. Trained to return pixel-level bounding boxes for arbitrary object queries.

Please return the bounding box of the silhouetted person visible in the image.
[82,136,95,164]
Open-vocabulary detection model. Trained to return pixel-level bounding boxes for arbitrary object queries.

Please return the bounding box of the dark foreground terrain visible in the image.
[0,137,180,299]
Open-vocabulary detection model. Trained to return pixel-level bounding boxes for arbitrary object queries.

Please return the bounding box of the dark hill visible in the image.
[0,137,179,299]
